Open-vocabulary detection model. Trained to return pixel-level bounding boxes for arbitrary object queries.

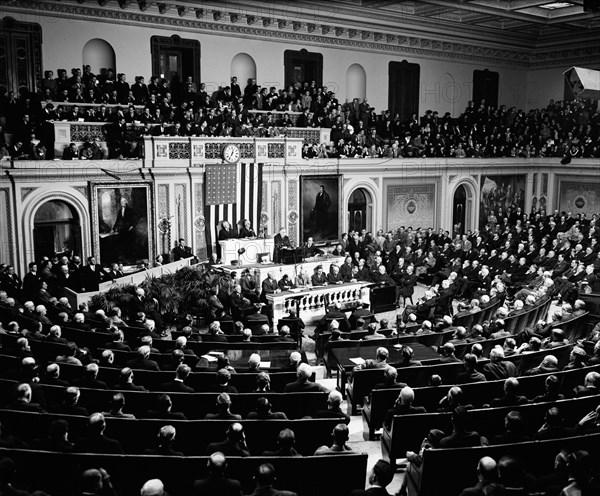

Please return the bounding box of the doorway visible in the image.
[0,17,42,97]
[151,35,200,99]
[453,184,475,235]
[284,49,323,87]
[33,200,82,259]
[348,188,373,233]
[388,60,420,122]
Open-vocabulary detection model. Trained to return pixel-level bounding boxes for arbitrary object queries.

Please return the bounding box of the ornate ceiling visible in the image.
[2,0,599,67]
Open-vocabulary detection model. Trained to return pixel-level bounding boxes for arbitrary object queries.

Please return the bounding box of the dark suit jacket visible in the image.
[192,475,243,496]
[284,379,326,393]
[126,357,160,371]
[218,228,235,241]
[206,438,250,457]
[73,378,108,390]
[74,434,123,454]
[261,278,279,302]
[349,488,393,496]
[81,265,104,292]
[158,380,195,393]
[239,227,256,238]
[311,273,328,286]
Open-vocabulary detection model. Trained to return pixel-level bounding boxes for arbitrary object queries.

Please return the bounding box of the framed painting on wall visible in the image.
[300,175,341,244]
[91,183,154,265]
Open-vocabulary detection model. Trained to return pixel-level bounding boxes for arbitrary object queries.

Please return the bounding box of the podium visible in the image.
[219,237,275,265]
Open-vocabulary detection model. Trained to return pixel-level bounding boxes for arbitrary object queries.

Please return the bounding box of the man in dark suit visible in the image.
[5,382,44,412]
[22,262,41,300]
[217,221,235,261]
[144,392,187,419]
[312,184,331,232]
[1,265,22,300]
[74,413,124,454]
[314,390,350,424]
[112,196,137,253]
[240,269,259,303]
[48,386,89,416]
[113,367,147,391]
[206,423,250,457]
[311,265,328,286]
[203,321,228,342]
[349,459,395,496]
[230,284,254,319]
[40,363,70,388]
[349,302,375,329]
[158,364,195,393]
[191,452,243,496]
[73,363,108,390]
[126,345,160,371]
[273,227,292,264]
[172,238,192,261]
[318,302,350,333]
[238,219,256,239]
[80,257,104,292]
[260,272,280,304]
[284,363,327,392]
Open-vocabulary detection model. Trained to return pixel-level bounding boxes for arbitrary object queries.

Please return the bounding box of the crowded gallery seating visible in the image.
[1,0,600,494]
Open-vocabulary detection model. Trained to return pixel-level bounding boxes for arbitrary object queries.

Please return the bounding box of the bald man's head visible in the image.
[477,456,497,482]
[140,479,164,496]
[399,386,415,405]
[208,452,227,475]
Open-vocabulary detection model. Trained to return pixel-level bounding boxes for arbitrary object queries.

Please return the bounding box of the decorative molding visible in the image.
[7,1,594,67]
[73,186,89,199]
[157,184,170,255]
[272,181,281,234]
[24,189,91,266]
[369,177,380,187]
[288,180,298,210]
[193,182,207,260]
[0,189,14,266]
[174,183,188,243]
[21,187,38,201]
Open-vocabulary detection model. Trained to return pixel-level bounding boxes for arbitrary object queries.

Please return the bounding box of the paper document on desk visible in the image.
[201,354,218,362]
[259,362,271,368]
[349,357,365,365]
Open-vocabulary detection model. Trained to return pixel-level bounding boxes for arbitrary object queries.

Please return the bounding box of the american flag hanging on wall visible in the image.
[204,162,263,255]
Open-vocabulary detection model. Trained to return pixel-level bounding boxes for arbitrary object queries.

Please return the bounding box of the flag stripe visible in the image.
[204,162,262,258]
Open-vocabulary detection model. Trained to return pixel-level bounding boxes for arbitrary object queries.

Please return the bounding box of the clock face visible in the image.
[223,144,240,163]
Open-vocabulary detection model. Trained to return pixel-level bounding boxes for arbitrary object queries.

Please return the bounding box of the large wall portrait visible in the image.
[479,174,526,229]
[91,183,153,265]
[300,175,341,243]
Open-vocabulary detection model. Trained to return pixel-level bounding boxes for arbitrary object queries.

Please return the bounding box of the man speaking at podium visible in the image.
[274,227,292,264]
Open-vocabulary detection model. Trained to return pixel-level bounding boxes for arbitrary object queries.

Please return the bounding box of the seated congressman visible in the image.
[238,219,256,238]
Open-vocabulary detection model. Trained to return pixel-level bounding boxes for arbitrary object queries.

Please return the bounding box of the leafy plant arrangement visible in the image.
[88,265,228,325]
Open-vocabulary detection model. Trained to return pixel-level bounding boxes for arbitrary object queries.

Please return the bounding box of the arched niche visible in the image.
[347,187,373,233]
[346,63,366,101]
[451,181,477,235]
[22,188,91,270]
[82,38,116,74]
[33,200,82,260]
[231,53,257,88]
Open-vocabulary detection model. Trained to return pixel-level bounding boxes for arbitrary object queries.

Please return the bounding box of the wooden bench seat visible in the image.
[0,409,341,456]
[419,432,600,496]
[0,447,367,496]
[362,363,600,439]
[381,394,600,469]
[0,378,328,420]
